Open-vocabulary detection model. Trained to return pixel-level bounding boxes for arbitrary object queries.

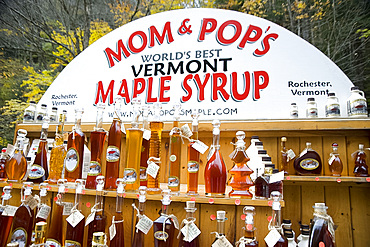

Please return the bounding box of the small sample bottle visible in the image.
[36,104,48,123]
[290,103,298,118]
[306,98,318,118]
[328,143,343,176]
[294,142,322,175]
[186,108,200,196]
[23,101,37,123]
[308,203,335,247]
[265,191,287,247]
[0,148,9,181]
[353,144,369,177]
[280,137,294,175]
[5,129,28,182]
[0,186,14,247]
[236,206,258,246]
[35,182,51,225]
[140,105,150,187]
[325,92,340,117]
[110,178,125,247]
[178,201,200,246]
[34,221,47,245]
[49,107,58,123]
[297,229,309,247]
[132,186,146,247]
[347,86,368,117]
[212,211,231,244]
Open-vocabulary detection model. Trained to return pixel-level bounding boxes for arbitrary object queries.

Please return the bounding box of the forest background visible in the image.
[0,0,369,148]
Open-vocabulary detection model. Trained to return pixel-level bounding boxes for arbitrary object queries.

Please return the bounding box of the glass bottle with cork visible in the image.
[65,108,85,182]
[353,144,369,177]
[132,186,148,247]
[280,137,295,175]
[0,148,9,181]
[308,203,335,247]
[328,143,343,176]
[178,201,200,247]
[34,182,51,226]
[212,210,232,245]
[5,129,28,182]
[186,108,200,196]
[204,120,227,198]
[0,186,15,247]
[236,206,258,247]
[265,191,287,247]
[140,105,150,187]
[255,164,275,199]
[86,104,107,189]
[109,178,125,247]
[294,142,322,175]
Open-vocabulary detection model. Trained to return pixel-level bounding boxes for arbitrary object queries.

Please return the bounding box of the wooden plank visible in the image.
[301,185,325,224]
[260,137,278,167]
[350,186,370,247]
[282,184,301,238]
[346,136,370,176]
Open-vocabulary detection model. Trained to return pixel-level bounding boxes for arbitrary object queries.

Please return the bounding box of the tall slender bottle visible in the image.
[9,182,35,247]
[86,105,107,189]
[0,186,14,247]
[205,120,227,197]
[236,206,258,247]
[280,137,293,175]
[105,100,122,190]
[5,129,28,182]
[0,148,9,181]
[178,201,200,247]
[140,105,150,187]
[87,176,106,247]
[212,211,231,244]
[28,117,50,183]
[328,143,343,176]
[168,102,182,195]
[186,109,200,196]
[132,186,147,247]
[147,103,163,195]
[46,179,67,247]
[49,113,67,184]
[125,98,143,192]
[353,144,369,177]
[65,179,86,246]
[34,182,51,228]
[308,203,335,247]
[265,191,287,247]
[228,131,254,198]
[65,108,85,182]
[110,178,125,247]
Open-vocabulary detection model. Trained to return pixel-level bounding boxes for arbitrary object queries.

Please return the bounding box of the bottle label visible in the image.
[136,214,153,234]
[66,210,85,228]
[24,110,35,121]
[109,222,116,240]
[328,154,336,165]
[146,161,160,179]
[46,239,62,247]
[154,231,169,241]
[180,222,201,242]
[65,148,79,172]
[106,146,120,162]
[36,204,51,220]
[140,167,147,181]
[187,161,199,173]
[168,176,179,187]
[306,108,318,117]
[124,168,137,184]
[212,237,233,247]
[349,99,367,115]
[326,103,340,116]
[169,154,177,162]
[63,202,74,216]
[65,240,81,247]
[299,158,320,170]
[10,227,28,247]
[87,161,101,176]
[264,228,282,247]
[28,164,45,179]
[290,110,298,118]
[2,205,18,216]
[143,129,151,140]
[36,112,45,121]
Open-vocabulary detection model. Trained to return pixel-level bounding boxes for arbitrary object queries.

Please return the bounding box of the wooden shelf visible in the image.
[284,175,370,183]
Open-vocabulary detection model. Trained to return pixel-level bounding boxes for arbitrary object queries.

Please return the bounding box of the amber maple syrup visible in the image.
[186,109,200,196]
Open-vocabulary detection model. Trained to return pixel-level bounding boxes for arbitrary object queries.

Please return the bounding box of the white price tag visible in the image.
[136,215,153,234]
[212,237,233,247]
[146,161,160,179]
[2,205,18,217]
[181,222,201,242]
[82,145,91,179]
[6,144,15,156]
[66,210,85,228]
[121,124,126,134]
[109,223,116,241]
[24,195,38,210]
[36,205,51,220]
[287,149,296,161]
[63,202,74,216]
[264,228,282,247]
[328,154,336,165]
[192,140,208,154]
[181,124,193,138]
[143,129,151,140]
[269,171,285,184]
[85,210,96,226]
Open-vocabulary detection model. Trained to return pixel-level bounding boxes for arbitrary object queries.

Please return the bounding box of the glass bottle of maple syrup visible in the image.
[328,143,343,176]
[49,112,67,184]
[265,191,287,247]
[46,179,67,247]
[9,182,35,247]
[28,117,50,183]
[205,120,227,197]
[228,131,254,198]
[0,186,14,247]
[140,105,150,187]
[308,203,335,247]
[86,104,107,189]
[5,129,28,182]
[34,182,51,227]
[186,108,200,196]
[280,137,295,175]
[353,144,369,177]
[178,201,200,247]
[87,176,107,247]
[236,206,258,247]
[125,98,143,192]
[0,148,9,181]
[147,103,164,195]
[294,143,322,175]
[65,108,85,182]
[132,186,147,247]
[109,179,125,247]
[65,179,86,247]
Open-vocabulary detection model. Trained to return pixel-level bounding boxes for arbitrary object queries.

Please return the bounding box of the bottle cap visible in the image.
[138,186,147,203]
[75,179,86,194]
[57,179,67,193]
[265,164,275,168]
[63,110,67,113]
[41,104,47,107]
[216,210,226,220]
[96,176,105,191]
[116,178,126,194]
[262,157,272,162]
[1,148,6,153]
[52,107,58,110]
[92,232,106,245]
[283,219,291,224]
[255,141,263,146]
[26,157,31,161]
[351,86,359,91]
[328,92,336,97]
[301,224,310,230]
[272,168,279,174]
[251,136,259,139]
[258,150,267,155]
[284,231,294,238]
[2,186,12,200]
[332,143,338,147]
[313,202,328,214]
[185,201,197,212]
[161,189,172,206]
[307,98,315,102]
[48,146,52,151]
[39,182,50,197]
[359,144,364,149]
[306,142,311,146]
[64,140,68,144]
[281,137,287,142]
[302,229,310,236]
[235,131,246,148]
[291,103,296,106]
[30,100,36,104]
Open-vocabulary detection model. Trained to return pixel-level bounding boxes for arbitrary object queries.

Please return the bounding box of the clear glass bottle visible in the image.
[23,101,37,123]
[325,92,340,117]
[353,144,369,177]
[236,206,258,247]
[347,86,367,117]
[168,102,182,195]
[308,203,335,247]
[49,107,58,123]
[205,120,227,197]
[0,148,9,181]
[28,117,50,183]
[140,105,150,187]
[186,109,200,196]
[125,98,143,192]
[86,104,107,189]
[290,103,298,118]
[293,142,322,175]
[36,104,48,123]
[65,108,85,182]
[35,182,51,226]
[266,191,288,247]
[305,98,318,118]
[5,129,28,182]
[228,131,254,198]
[178,201,200,247]
[49,113,67,184]
[328,143,343,176]
[255,164,274,199]
[110,179,125,247]
[0,186,14,247]
[132,186,147,247]
[212,210,229,243]
[147,103,164,195]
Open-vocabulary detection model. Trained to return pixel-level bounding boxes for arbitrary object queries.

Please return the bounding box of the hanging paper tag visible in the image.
[66,210,85,228]
[328,154,336,165]
[82,145,91,179]
[212,237,233,247]
[143,129,151,140]
[6,144,15,156]
[181,124,193,138]
[25,195,38,210]
[269,171,285,184]
[109,223,116,241]
[192,140,209,154]
[85,210,96,226]
[146,161,160,179]
[264,228,282,247]
[121,124,126,134]
[36,205,51,220]
[287,149,296,161]
[136,214,153,234]
[2,205,18,216]
[63,202,74,216]
[181,222,201,242]
[207,146,215,161]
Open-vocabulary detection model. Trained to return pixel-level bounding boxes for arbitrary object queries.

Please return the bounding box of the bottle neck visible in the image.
[116,194,123,213]
[244,229,255,239]
[1,197,9,207]
[162,204,169,215]
[75,116,82,130]
[212,130,220,150]
[15,138,24,151]
[40,127,48,140]
[75,193,82,211]
[271,208,282,229]
[186,210,195,221]
[95,190,104,212]
[138,200,145,214]
[217,220,225,235]
[56,114,65,136]
[281,141,286,151]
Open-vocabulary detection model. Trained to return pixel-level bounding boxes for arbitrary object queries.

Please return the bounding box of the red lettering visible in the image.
[94,80,115,105]
[254,33,279,57]
[133,78,146,99]
[212,73,230,101]
[253,71,269,100]
[238,25,263,49]
[149,22,174,47]
[198,18,217,41]
[181,74,193,102]
[159,76,171,102]
[146,77,157,103]
[193,73,210,101]
[104,40,131,68]
[231,72,250,101]
[217,20,242,45]
[117,79,130,104]
[128,31,148,54]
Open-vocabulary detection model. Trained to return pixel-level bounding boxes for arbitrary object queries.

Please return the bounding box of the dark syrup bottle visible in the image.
[353,144,369,177]
[308,203,335,247]
[294,142,322,175]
